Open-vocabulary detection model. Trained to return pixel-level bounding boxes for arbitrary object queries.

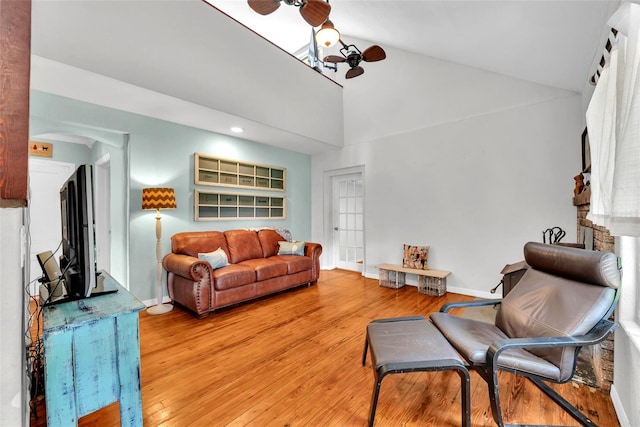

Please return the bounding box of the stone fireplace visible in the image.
[573,187,615,391]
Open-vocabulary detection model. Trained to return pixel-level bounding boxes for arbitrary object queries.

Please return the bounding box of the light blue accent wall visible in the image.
[30,90,312,301]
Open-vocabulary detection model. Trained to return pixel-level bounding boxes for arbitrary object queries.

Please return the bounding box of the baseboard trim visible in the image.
[610,384,630,427]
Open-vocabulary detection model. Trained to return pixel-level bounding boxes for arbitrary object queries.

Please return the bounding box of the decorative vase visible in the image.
[574,173,584,196]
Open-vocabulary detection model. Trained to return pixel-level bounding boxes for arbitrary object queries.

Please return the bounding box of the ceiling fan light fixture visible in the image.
[316,20,340,48]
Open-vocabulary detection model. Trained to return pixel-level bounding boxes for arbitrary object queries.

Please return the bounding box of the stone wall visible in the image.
[573,187,615,391]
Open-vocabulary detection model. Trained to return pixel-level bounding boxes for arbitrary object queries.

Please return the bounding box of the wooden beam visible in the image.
[0,0,31,207]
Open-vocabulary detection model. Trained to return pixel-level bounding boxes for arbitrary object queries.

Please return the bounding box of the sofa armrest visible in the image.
[304,242,322,258]
[304,242,323,282]
[162,253,211,281]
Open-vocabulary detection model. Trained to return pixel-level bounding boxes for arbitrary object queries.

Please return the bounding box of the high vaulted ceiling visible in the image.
[212,0,620,93]
[30,1,620,154]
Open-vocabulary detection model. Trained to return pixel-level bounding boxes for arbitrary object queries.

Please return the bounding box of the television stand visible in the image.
[42,271,145,426]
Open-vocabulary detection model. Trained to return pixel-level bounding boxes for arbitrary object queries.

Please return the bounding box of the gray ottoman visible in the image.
[362,316,470,427]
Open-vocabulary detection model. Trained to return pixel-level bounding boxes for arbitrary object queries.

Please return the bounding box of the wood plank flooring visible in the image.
[30,269,620,426]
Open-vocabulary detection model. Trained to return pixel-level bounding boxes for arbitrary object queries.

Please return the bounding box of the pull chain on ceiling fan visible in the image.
[247,0,331,27]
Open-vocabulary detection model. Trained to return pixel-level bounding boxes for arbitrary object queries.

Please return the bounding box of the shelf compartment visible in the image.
[199,158,218,170]
[198,171,218,184]
[220,160,237,173]
[239,164,254,175]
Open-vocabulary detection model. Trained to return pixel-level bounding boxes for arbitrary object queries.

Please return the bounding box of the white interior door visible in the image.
[332,173,364,272]
[94,154,111,272]
[27,159,75,295]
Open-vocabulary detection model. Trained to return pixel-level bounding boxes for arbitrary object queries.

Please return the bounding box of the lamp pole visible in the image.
[147,208,173,315]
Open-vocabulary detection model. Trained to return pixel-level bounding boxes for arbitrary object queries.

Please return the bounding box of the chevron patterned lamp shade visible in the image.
[141,187,177,210]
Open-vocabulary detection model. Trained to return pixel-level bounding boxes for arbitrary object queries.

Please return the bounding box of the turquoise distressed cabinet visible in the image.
[43,272,145,426]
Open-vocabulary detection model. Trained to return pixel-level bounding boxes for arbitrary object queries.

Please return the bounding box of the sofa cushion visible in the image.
[270,255,313,274]
[278,241,305,256]
[237,258,288,281]
[198,248,229,269]
[213,264,256,290]
[257,229,284,258]
[172,231,229,258]
[225,230,263,264]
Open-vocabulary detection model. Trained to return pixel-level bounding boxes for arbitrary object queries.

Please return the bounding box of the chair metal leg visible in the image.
[455,367,471,427]
[528,377,598,427]
[362,334,369,366]
[368,371,384,427]
[484,367,598,427]
[487,367,506,427]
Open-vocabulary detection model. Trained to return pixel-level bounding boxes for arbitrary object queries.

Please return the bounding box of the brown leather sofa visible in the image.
[162,228,322,318]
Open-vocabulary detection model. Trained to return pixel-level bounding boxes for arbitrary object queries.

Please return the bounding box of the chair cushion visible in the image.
[430,312,562,381]
[492,242,619,381]
[430,313,507,364]
[367,317,464,368]
[495,268,615,381]
[523,241,620,289]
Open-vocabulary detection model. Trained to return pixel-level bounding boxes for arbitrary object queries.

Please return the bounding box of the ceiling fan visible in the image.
[247,0,331,27]
[324,42,386,79]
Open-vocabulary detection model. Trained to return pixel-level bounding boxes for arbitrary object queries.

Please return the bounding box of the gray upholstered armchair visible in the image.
[431,242,621,426]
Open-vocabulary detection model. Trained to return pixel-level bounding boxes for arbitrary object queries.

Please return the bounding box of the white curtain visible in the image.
[587,2,640,237]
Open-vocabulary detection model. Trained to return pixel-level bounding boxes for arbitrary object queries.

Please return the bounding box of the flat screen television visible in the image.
[37,164,116,305]
[59,164,97,298]
[57,164,116,301]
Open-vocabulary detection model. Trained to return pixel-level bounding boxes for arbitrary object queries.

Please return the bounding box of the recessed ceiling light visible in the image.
[230,127,244,133]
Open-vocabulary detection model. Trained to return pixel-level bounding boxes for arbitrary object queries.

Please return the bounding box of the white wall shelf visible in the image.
[195,153,286,191]
[194,190,286,221]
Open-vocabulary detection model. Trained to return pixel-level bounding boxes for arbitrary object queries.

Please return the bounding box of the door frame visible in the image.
[322,165,365,272]
[94,153,111,272]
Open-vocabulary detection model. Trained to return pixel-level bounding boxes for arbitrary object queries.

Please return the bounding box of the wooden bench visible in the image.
[377,263,452,296]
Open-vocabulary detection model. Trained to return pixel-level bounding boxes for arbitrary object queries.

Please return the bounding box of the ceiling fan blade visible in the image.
[299,0,331,27]
[362,45,386,62]
[323,55,346,63]
[248,0,281,16]
[346,66,364,79]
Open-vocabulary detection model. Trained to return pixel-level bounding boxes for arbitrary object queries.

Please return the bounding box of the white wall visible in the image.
[610,237,640,427]
[0,208,27,426]
[313,42,582,297]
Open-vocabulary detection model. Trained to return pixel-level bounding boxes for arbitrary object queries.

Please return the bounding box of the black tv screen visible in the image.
[59,164,97,299]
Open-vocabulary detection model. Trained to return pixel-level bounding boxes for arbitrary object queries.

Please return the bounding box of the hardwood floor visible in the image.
[30,269,620,426]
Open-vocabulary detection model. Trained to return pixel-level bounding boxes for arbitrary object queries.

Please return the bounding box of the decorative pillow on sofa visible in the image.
[198,248,229,269]
[403,244,429,270]
[278,241,305,256]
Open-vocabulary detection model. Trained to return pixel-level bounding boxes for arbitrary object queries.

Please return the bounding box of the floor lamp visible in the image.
[142,187,177,315]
